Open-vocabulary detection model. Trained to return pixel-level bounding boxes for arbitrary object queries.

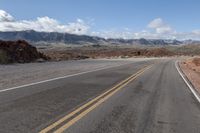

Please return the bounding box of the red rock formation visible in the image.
[0,40,49,63]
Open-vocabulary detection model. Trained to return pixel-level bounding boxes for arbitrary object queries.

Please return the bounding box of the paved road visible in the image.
[0,58,152,89]
[0,58,200,133]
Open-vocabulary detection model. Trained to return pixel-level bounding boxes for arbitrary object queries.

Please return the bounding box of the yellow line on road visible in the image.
[39,64,152,133]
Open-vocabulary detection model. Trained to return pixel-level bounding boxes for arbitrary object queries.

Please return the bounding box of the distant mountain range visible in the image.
[0,30,198,46]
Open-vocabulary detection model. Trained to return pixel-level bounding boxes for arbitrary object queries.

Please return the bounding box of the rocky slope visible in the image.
[0,40,48,63]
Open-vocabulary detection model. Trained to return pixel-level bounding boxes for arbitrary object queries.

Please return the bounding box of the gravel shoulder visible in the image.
[0,58,154,90]
[179,57,200,94]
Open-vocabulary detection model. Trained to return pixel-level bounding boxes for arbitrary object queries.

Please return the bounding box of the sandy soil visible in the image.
[39,46,174,61]
[179,57,200,94]
[0,58,154,90]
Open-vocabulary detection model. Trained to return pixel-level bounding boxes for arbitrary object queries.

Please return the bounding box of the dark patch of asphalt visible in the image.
[65,59,200,133]
[0,59,153,133]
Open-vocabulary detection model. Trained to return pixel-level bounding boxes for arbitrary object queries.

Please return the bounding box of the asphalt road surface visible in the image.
[0,58,200,133]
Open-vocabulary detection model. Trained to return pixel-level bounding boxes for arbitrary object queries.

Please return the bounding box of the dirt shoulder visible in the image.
[179,57,200,94]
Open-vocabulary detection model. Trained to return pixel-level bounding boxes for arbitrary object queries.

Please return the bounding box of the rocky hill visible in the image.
[0,40,48,63]
[0,30,183,46]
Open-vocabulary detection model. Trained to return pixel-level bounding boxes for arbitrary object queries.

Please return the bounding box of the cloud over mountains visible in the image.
[148,18,173,34]
[0,10,89,34]
[0,9,200,40]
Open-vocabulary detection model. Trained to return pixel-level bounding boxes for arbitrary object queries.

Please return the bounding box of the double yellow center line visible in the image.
[40,64,153,133]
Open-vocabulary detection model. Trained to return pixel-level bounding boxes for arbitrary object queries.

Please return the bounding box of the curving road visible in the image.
[0,58,199,133]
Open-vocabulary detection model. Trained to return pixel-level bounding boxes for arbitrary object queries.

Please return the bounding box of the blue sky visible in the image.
[0,0,200,39]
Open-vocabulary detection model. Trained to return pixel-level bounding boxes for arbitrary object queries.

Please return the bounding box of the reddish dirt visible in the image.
[40,47,174,61]
[180,57,200,94]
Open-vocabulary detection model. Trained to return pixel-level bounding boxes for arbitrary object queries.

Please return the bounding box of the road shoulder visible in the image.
[176,60,200,103]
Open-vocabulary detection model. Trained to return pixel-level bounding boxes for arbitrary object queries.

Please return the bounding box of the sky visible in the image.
[0,0,200,40]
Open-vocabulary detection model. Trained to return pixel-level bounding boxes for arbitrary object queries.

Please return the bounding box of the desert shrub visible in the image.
[0,50,9,64]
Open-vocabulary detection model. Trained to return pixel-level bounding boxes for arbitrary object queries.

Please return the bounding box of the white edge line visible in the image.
[0,62,136,93]
[175,60,200,103]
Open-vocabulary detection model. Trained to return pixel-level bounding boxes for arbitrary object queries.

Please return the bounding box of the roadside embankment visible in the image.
[179,57,200,94]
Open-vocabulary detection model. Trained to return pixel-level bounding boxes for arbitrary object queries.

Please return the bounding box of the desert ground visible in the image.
[180,57,200,94]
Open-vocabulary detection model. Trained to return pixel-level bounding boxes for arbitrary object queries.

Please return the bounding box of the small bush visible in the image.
[0,50,9,64]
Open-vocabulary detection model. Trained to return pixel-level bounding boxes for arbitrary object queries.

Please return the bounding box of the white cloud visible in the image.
[148,18,173,34]
[91,29,133,39]
[91,28,200,40]
[129,18,200,40]
[0,10,14,22]
[148,18,164,28]
[192,30,200,35]
[91,18,179,39]
[0,10,89,34]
